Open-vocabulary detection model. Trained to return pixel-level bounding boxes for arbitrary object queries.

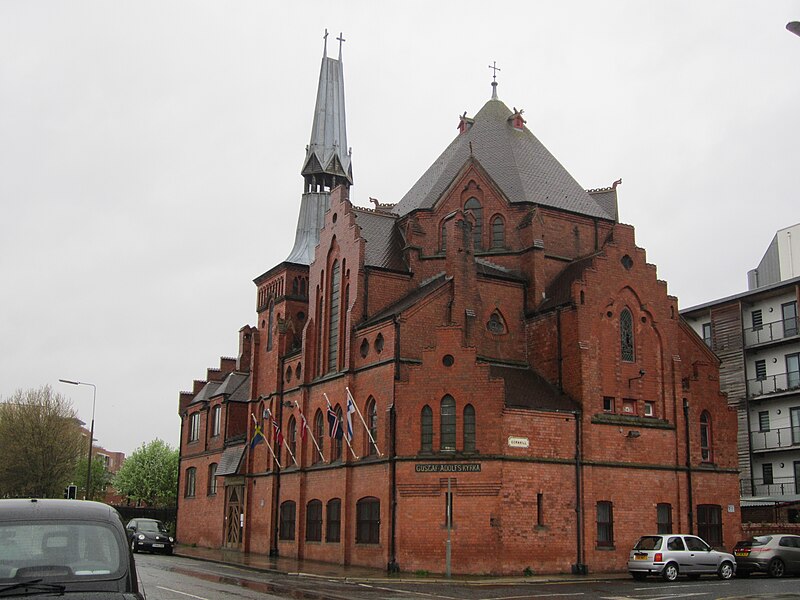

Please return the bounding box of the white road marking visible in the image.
[157,585,211,599]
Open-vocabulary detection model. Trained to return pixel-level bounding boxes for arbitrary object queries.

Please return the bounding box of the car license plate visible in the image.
[634,554,648,560]
[735,551,748,557]
[152,543,165,548]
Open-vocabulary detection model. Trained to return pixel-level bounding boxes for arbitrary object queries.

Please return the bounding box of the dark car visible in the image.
[733,534,800,577]
[0,498,144,598]
[126,519,173,555]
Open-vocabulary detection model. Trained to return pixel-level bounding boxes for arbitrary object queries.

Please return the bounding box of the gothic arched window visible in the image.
[421,405,432,452]
[620,308,634,362]
[491,215,504,249]
[440,395,456,451]
[463,404,476,452]
[287,416,297,466]
[366,397,378,456]
[328,260,341,372]
[464,198,482,250]
[313,410,324,464]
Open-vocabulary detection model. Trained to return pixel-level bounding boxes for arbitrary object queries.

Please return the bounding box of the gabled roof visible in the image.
[216,445,245,476]
[490,364,579,412]
[189,381,222,406]
[359,273,450,329]
[392,98,613,220]
[352,208,407,271]
[210,372,250,403]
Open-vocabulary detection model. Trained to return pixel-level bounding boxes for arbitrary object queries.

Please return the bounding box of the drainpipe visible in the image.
[556,308,563,391]
[272,356,286,557]
[387,317,400,573]
[683,399,694,534]
[573,410,586,575]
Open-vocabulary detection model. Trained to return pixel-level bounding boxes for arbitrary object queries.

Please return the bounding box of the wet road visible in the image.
[134,553,800,600]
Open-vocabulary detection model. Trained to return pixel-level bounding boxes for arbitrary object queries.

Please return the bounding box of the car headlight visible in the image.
[169,537,174,543]
[138,534,145,540]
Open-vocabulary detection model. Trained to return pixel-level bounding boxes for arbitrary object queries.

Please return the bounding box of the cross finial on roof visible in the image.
[323,29,329,57]
[337,32,346,59]
[488,61,501,99]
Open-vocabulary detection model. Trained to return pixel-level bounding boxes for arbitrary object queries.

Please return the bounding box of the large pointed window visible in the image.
[491,215,505,249]
[464,198,482,250]
[463,404,476,452]
[313,410,324,464]
[440,395,456,451]
[421,405,433,452]
[366,397,378,456]
[620,308,634,362]
[328,260,341,372]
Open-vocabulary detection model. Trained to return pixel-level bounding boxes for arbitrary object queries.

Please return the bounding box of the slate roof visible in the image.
[359,273,450,329]
[216,445,245,476]
[392,98,614,220]
[537,253,600,312]
[352,208,407,271]
[490,364,579,412]
[210,372,251,403]
[189,381,221,406]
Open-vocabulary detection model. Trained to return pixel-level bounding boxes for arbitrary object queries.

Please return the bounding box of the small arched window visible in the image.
[184,467,196,498]
[620,308,634,362]
[366,398,378,456]
[440,395,456,451]
[279,501,296,540]
[333,405,343,461]
[463,404,476,452]
[313,410,324,464]
[464,198,483,250]
[287,416,297,466]
[207,463,217,496]
[305,499,322,542]
[421,405,433,452]
[356,497,380,544]
[326,498,341,542]
[491,215,504,249]
[700,411,713,462]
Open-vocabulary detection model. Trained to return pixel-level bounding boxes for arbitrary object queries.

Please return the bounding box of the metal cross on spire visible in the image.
[488,61,501,99]
[337,32,346,59]
[323,28,329,56]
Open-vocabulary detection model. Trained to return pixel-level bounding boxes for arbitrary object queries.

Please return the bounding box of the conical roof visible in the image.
[392,98,612,220]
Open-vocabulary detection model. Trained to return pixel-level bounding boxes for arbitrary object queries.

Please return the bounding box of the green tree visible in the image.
[0,386,84,498]
[113,439,178,507]
[71,456,113,502]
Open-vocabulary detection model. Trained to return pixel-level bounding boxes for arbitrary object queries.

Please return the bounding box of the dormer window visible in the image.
[458,112,474,135]
[508,107,526,131]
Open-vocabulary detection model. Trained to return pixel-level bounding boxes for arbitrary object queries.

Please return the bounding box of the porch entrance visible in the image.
[224,484,244,548]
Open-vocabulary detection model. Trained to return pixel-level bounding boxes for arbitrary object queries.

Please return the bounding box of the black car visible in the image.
[126,519,174,554]
[0,498,144,598]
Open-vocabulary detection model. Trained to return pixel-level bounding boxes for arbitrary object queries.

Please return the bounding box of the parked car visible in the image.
[0,498,144,598]
[126,518,174,554]
[628,533,736,581]
[733,534,800,577]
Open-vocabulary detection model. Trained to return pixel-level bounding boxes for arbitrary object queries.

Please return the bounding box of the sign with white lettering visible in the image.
[415,463,481,473]
[508,436,530,448]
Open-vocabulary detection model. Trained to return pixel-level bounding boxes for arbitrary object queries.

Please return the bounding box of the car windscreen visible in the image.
[634,536,662,551]
[0,520,124,583]
[138,521,167,533]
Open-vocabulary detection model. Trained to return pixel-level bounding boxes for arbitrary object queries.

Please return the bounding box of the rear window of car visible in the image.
[0,520,123,583]
[779,536,799,548]
[736,536,772,548]
[634,536,663,551]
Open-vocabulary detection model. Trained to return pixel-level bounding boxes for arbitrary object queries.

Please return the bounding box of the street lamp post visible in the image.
[59,379,96,500]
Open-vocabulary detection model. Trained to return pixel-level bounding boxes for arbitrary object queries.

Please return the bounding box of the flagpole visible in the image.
[296,400,325,463]
[347,387,382,457]
[261,410,282,470]
[251,413,281,468]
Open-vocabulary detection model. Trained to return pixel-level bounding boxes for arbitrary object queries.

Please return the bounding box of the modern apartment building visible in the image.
[682,223,800,516]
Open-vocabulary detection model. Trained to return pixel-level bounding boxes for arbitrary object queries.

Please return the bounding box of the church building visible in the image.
[177,38,741,575]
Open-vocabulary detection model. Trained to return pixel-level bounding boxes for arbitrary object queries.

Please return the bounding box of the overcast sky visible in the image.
[1,1,798,457]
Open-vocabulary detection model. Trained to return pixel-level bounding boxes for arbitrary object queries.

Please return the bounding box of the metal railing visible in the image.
[747,371,800,398]
[741,476,799,498]
[750,424,800,451]
[744,317,798,347]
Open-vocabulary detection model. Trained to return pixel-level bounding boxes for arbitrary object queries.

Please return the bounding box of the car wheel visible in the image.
[130,539,137,554]
[631,572,647,581]
[662,562,679,582]
[718,561,734,580]
[768,558,785,578]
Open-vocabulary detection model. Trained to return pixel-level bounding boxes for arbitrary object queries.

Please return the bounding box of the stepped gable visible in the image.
[392,98,613,220]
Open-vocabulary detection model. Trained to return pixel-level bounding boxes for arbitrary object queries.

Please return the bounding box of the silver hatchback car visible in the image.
[628,534,736,581]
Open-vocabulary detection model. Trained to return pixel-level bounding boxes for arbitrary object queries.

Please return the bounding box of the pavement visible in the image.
[173,543,631,584]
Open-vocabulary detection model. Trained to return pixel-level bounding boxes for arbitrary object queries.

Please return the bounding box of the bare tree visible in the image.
[0,385,84,498]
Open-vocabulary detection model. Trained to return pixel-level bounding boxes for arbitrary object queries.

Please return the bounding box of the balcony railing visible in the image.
[747,371,800,398]
[741,476,799,498]
[750,424,800,452]
[744,317,798,347]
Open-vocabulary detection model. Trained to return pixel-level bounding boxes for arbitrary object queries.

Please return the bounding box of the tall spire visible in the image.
[287,31,353,265]
[489,61,501,100]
